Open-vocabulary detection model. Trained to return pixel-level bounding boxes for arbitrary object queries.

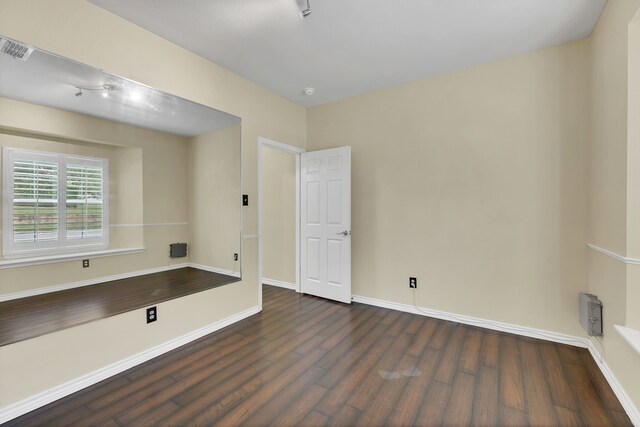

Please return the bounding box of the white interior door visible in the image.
[301,146,351,303]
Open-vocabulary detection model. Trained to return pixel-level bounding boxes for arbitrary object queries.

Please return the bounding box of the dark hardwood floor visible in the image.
[5,285,631,426]
[0,267,240,347]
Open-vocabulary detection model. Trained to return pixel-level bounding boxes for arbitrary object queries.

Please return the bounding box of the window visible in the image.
[2,147,108,258]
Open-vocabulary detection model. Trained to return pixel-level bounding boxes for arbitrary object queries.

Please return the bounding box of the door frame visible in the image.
[257,137,305,307]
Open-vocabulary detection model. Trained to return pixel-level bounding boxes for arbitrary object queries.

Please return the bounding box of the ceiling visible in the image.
[89,0,607,108]
[0,43,240,137]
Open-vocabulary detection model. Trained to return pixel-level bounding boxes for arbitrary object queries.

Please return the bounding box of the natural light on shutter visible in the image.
[12,159,59,244]
[66,164,104,240]
[3,147,109,258]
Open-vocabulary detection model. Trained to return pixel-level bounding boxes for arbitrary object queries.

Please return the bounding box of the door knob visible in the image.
[337,230,351,236]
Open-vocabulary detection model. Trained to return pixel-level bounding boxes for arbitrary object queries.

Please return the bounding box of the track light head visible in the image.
[102,84,113,98]
[301,0,311,17]
[73,83,115,98]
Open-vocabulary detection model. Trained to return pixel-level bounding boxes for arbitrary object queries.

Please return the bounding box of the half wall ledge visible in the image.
[0,267,240,347]
[615,325,640,356]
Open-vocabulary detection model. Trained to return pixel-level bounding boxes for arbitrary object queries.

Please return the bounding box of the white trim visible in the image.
[0,305,260,424]
[586,339,640,426]
[109,223,188,228]
[352,293,640,425]
[615,325,640,356]
[257,136,305,308]
[242,235,259,240]
[257,141,263,309]
[587,244,640,265]
[295,154,301,293]
[258,137,306,154]
[262,278,296,290]
[239,122,244,281]
[0,247,145,270]
[0,262,186,302]
[2,147,10,252]
[188,263,241,279]
[352,295,588,347]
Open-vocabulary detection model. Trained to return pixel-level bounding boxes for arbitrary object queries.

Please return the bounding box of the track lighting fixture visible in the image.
[102,84,113,98]
[74,84,114,98]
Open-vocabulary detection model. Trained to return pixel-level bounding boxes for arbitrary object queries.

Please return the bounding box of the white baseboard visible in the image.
[0,305,260,424]
[586,341,640,426]
[352,294,640,425]
[262,278,296,290]
[0,263,189,302]
[189,263,241,278]
[352,295,588,347]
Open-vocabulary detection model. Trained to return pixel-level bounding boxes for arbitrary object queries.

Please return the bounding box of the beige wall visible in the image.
[308,39,590,336]
[261,146,296,284]
[188,125,241,274]
[587,0,640,413]
[588,1,634,256]
[627,12,640,329]
[305,0,640,413]
[0,97,191,294]
[0,0,305,411]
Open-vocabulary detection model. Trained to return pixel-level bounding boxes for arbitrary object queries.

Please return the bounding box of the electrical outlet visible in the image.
[146,307,157,324]
[409,277,417,289]
[82,259,90,268]
[234,253,238,261]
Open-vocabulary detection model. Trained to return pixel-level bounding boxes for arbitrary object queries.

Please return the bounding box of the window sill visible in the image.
[614,325,640,356]
[0,247,146,269]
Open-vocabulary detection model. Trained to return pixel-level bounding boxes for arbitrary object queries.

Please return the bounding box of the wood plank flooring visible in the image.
[0,268,240,347]
[6,285,631,426]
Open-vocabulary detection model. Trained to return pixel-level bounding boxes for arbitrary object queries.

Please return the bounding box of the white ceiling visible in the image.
[89,0,606,107]
[0,44,240,137]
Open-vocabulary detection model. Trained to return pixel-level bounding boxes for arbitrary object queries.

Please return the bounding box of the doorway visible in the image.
[257,137,304,307]
[258,137,353,307]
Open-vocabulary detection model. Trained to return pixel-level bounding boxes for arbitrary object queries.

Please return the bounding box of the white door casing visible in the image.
[257,137,305,308]
[301,146,351,303]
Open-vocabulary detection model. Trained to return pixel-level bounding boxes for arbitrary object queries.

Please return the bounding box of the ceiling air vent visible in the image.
[0,38,34,61]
